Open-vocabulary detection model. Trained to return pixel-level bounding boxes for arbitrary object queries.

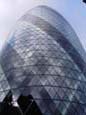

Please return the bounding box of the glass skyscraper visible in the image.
[0,5,86,115]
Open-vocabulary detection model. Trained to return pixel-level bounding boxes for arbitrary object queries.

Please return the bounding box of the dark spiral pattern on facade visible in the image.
[0,6,86,115]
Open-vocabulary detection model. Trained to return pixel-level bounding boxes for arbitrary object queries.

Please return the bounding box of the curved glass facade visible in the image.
[0,6,86,115]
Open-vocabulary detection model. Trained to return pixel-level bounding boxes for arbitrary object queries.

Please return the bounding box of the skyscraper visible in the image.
[0,5,86,115]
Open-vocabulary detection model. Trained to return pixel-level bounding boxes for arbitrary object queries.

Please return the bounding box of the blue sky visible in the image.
[0,0,86,51]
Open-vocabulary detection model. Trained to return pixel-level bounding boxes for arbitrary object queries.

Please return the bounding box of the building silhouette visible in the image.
[0,5,86,115]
